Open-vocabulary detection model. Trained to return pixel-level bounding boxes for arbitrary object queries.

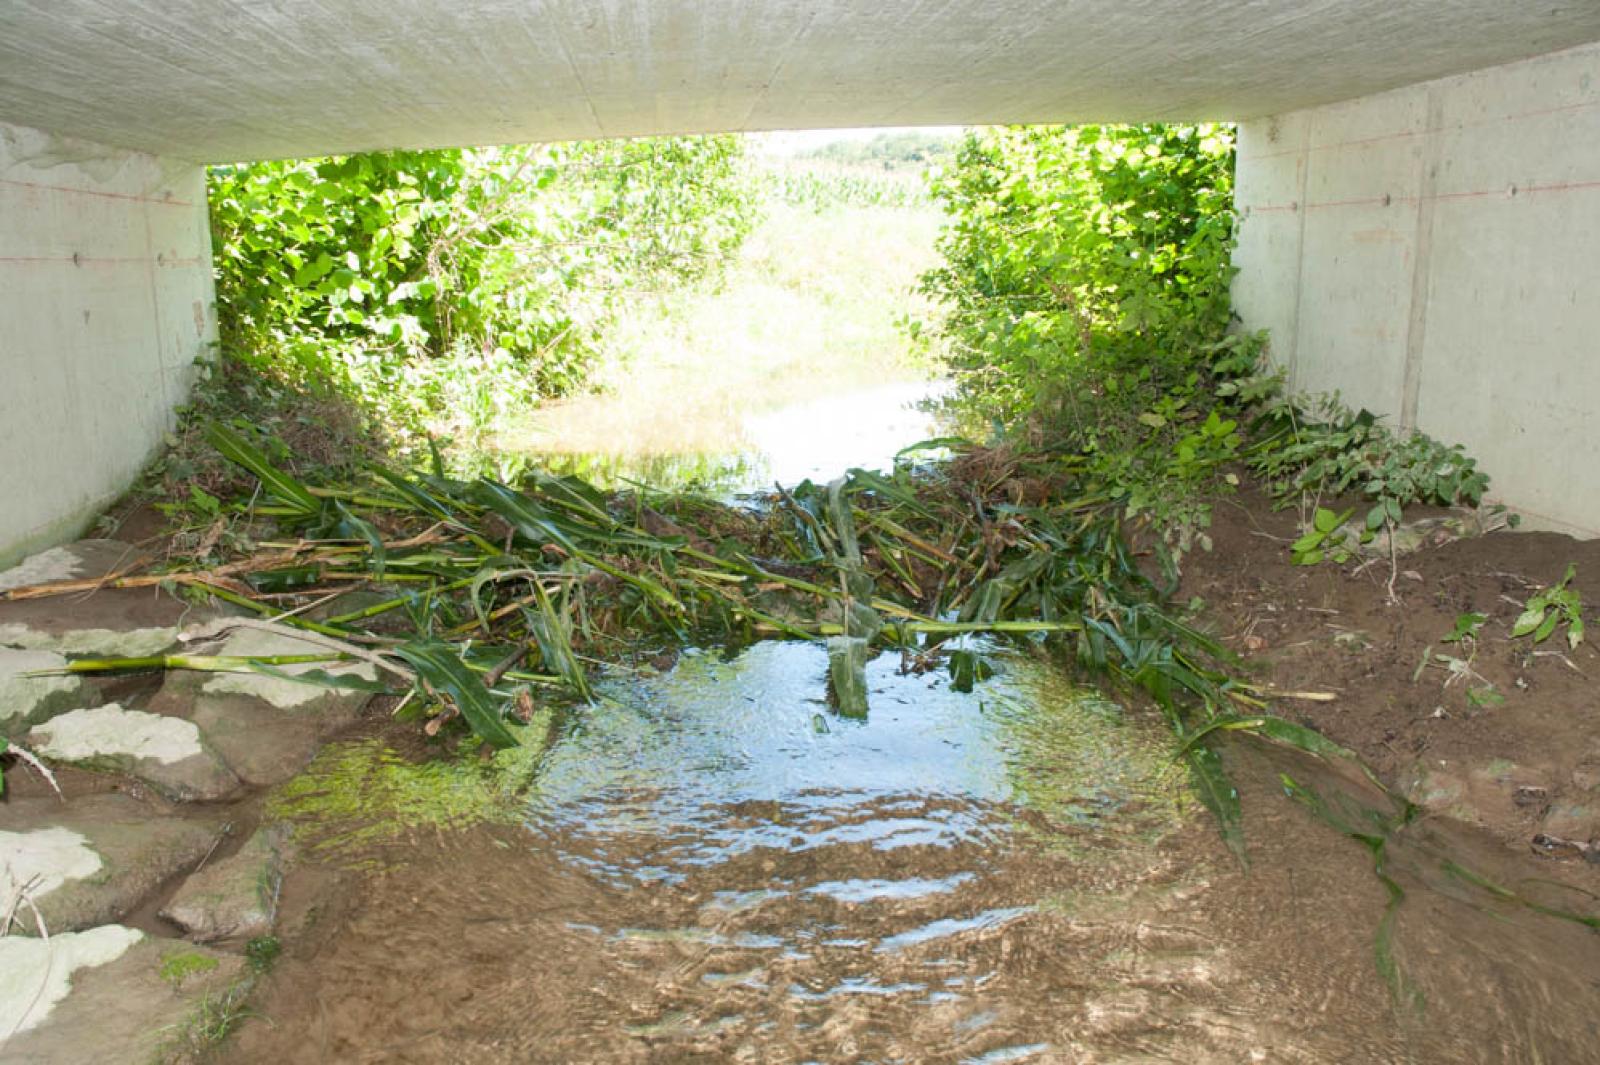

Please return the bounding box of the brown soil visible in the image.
[1184,487,1600,857]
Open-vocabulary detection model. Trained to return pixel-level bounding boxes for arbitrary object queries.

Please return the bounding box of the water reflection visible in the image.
[525,642,1187,888]
[519,379,949,496]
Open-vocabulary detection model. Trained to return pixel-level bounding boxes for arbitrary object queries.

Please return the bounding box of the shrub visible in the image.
[916,123,1244,548]
[208,135,759,448]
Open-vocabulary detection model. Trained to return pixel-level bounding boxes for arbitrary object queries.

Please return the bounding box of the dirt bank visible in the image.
[1185,488,1600,860]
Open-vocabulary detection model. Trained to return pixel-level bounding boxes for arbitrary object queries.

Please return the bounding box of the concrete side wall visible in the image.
[1233,41,1600,536]
[0,121,215,566]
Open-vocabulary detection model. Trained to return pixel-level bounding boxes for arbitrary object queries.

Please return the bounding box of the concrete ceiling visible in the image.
[3,1,1600,163]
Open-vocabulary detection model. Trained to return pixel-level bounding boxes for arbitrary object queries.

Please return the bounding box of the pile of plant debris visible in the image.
[9,425,1357,854]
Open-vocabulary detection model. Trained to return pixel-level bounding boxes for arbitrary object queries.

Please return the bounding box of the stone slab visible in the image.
[162,825,290,946]
[0,793,225,933]
[0,924,144,1039]
[0,540,140,593]
[28,704,242,802]
[0,929,243,1064]
[0,647,88,738]
[154,628,378,788]
[0,540,239,660]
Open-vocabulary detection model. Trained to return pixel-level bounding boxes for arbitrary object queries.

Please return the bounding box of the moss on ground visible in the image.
[158,950,220,987]
[266,712,554,864]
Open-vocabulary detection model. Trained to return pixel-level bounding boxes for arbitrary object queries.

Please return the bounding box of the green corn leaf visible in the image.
[472,480,581,555]
[370,464,455,521]
[947,648,994,693]
[1246,715,1357,762]
[893,436,973,460]
[246,564,323,593]
[524,588,592,701]
[393,641,520,749]
[206,423,320,516]
[1184,740,1246,866]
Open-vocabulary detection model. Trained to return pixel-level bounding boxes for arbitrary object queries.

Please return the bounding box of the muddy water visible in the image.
[235,641,1600,1063]
[233,378,1600,1062]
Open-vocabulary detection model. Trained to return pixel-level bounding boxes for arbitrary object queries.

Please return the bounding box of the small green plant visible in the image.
[1512,564,1585,650]
[244,935,282,974]
[1249,392,1489,583]
[1443,612,1488,644]
[159,950,220,987]
[1415,611,1502,707]
[157,982,258,1061]
[1290,506,1356,565]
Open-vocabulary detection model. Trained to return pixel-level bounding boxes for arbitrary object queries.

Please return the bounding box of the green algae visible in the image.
[159,950,220,987]
[266,711,554,864]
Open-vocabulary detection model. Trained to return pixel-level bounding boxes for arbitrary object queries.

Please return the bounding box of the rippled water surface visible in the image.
[236,639,1600,1063]
[233,355,1600,1062]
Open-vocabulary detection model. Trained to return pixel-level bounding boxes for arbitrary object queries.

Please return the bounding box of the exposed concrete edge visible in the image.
[1487,501,1600,542]
[0,496,123,573]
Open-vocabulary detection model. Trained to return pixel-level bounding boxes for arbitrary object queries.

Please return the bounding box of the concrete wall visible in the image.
[0,121,214,565]
[1233,41,1600,536]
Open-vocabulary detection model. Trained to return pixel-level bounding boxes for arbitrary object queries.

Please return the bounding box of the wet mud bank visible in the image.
[1187,489,1600,860]
[8,467,1600,1062]
[225,499,1600,1062]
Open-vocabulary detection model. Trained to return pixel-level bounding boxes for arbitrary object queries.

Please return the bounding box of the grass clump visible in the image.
[158,950,220,987]
[156,982,257,1065]
[243,936,281,974]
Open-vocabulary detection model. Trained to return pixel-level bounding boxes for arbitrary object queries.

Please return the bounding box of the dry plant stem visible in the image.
[5,743,64,799]
[1387,524,1400,604]
[179,617,416,684]
[0,528,449,603]
[1,873,52,1044]
[484,643,533,688]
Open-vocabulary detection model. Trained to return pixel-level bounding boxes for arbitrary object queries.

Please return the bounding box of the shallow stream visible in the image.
[234,383,1600,1063]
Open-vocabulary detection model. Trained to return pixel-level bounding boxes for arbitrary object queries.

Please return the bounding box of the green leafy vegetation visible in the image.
[916,123,1248,551]
[1290,506,1357,566]
[1413,610,1504,708]
[209,135,758,455]
[157,981,258,1063]
[801,130,960,170]
[1444,612,1489,645]
[36,424,1380,864]
[159,950,221,987]
[1512,564,1585,649]
[1244,389,1490,580]
[766,163,930,211]
[492,182,943,488]
[244,936,281,974]
[916,122,1492,563]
